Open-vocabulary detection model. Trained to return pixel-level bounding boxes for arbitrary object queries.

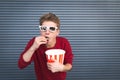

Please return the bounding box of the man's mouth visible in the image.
[45,36,49,41]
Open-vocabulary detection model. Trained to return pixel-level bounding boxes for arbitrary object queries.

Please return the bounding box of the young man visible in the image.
[18,13,73,80]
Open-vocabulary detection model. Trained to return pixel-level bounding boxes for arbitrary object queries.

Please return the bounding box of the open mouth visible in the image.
[45,36,49,41]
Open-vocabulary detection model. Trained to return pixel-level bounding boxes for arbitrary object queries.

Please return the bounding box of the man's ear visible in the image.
[57,30,60,36]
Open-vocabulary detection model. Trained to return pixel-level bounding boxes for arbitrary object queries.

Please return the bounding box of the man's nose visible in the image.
[45,30,50,35]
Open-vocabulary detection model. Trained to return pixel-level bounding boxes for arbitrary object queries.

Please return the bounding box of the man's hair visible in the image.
[40,13,60,28]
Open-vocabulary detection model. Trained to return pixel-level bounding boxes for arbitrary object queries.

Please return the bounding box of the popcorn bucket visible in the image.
[45,49,65,64]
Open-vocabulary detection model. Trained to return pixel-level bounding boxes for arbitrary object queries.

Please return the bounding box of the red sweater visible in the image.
[18,37,73,80]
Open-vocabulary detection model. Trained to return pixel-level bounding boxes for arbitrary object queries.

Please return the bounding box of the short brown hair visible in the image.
[40,13,60,28]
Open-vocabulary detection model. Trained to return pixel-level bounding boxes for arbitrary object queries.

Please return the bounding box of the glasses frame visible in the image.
[39,25,58,32]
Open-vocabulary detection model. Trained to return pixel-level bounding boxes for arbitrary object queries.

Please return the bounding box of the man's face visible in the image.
[40,21,60,41]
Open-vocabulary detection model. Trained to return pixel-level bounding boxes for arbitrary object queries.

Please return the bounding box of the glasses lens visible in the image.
[40,27,47,31]
[49,27,56,31]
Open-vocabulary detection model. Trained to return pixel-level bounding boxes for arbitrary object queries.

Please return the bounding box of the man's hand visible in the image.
[32,36,47,50]
[47,60,64,73]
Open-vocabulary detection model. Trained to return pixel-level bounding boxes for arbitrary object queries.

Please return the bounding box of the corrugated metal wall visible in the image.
[0,0,120,80]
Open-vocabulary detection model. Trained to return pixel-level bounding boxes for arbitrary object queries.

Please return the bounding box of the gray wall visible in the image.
[0,0,120,80]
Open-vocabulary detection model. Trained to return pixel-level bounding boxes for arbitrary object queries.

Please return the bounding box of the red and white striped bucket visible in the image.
[45,49,65,64]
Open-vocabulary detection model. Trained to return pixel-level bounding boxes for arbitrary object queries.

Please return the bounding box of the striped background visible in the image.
[0,0,120,80]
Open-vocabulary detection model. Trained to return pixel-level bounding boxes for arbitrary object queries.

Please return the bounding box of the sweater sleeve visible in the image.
[18,37,35,69]
[63,38,74,65]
